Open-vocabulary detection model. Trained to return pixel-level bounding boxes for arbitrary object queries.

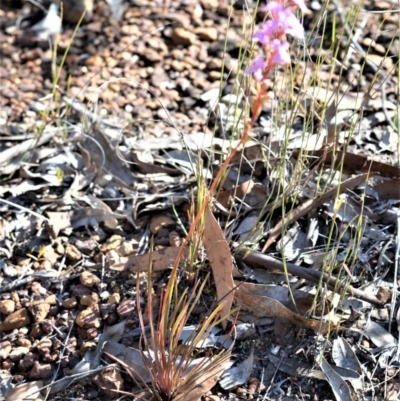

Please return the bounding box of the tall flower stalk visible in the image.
[246,0,307,121]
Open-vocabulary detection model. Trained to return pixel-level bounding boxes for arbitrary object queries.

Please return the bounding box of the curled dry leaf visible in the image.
[4,380,44,401]
[319,358,353,401]
[235,286,338,334]
[96,247,189,272]
[203,207,235,329]
[172,348,232,401]
[103,341,151,383]
[220,348,254,390]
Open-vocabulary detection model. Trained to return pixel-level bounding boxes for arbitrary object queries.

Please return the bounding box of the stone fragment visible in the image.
[61,0,93,24]
[107,293,121,305]
[0,341,12,360]
[194,27,218,41]
[116,299,135,319]
[29,361,52,380]
[29,302,50,322]
[171,28,197,46]
[80,293,100,306]
[72,284,92,297]
[62,297,78,309]
[75,238,98,254]
[80,271,100,288]
[16,338,31,348]
[19,352,37,371]
[0,308,31,332]
[0,300,15,315]
[65,243,82,262]
[37,338,52,358]
[79,341,97,357]
[150,215,175,235]
[76,304,101,328]
[91,366,124,396]
[100,303,116,319]
[9,346,30,361]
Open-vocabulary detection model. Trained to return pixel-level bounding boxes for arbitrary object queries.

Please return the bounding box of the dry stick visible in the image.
[232,242,384,306]
[261,172,371,252]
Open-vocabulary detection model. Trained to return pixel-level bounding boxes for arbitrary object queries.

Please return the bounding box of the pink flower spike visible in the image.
[283,12,305,38]
[270,39,291,65]
[253,20,277,44]
[260,3,304,39]
[246,56,268,81]
[261,1,285,16]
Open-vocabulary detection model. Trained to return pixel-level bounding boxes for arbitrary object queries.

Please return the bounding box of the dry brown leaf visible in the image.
[203,207,234,329]
[299,150,400,178]
[98,247,189,272]
[91,366,124,396]
[235,287,337,334]
[173,348,232,401]
[267,350,326,380]
[84,125,136,186]
[4,381,44,401]
[262,173,370,251]
[373,178,400,200]
[217,179,267,209]
[85,194,119,229]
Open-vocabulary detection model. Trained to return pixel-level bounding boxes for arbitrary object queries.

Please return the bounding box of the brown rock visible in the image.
[40,319,55,334]
[107,293,121,305]
[37,338,52,357]
[91,366,124,396]
[116,299,135,319]
[61,0,93,24]
[29,302,50,322]
[86,327,98,340]
[71,284,92,297]
[76,304,101,328]
[2,360,14,370]
[65,243,82,262]
[80,271,100,288]
[150,215,175,235]
[19,352,37,371]
[80,293,100,306]
[171,28,197,46]
[75,238,97,254]
[16,338,32,348]
[30,323,43,339]
[44,294,57,305]
[377,286,392,304]
[29,361,52,380]
[0,308,30,332]
[79,341,97,357]
[62,297,78,309]
[0,300,15,315]
[9,347,30,361]
[0,341,12,360]
[142,48,163,63]
[100,303,116,319]
[86,55,103,67]
[194,27,218,41]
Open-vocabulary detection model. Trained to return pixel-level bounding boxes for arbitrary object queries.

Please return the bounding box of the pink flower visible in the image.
[246,56,268,81]
[270,39,290,64]
[246,0,305,80]
[260,2,304,39]
[253,20,277,44]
